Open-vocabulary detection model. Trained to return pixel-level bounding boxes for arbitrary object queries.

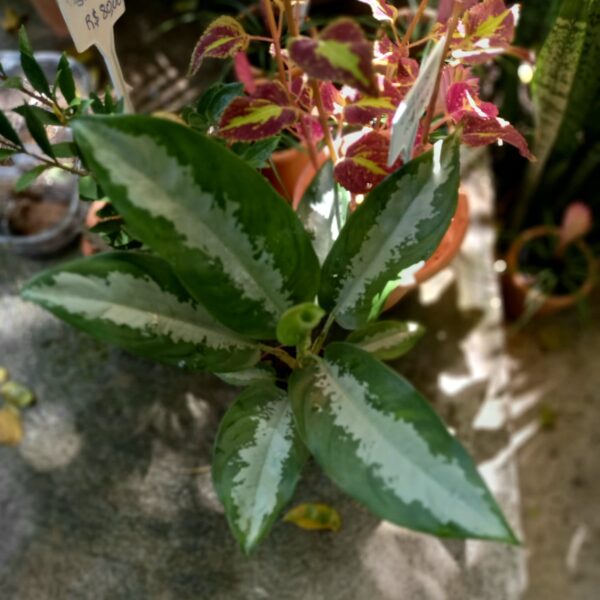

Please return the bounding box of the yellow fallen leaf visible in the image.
[283,503,342,532]
[2,8,26,34]
[0,367,8,384]
[0,407,23,446]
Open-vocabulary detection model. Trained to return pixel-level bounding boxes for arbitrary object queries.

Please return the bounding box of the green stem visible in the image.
[258,344,299,370]
[312,313,335,356]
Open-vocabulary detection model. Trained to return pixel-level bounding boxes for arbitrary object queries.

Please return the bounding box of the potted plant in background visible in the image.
[0,0,532,553]
[504,202,596,319]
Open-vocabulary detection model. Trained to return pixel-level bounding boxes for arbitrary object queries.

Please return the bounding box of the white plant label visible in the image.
[55,0,133,112]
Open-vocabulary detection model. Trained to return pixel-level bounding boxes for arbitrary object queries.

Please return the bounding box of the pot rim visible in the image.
[506,225,597,305]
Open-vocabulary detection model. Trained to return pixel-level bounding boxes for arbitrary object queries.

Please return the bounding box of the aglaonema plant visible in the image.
[21,114,517,552]
[1,0,528,553]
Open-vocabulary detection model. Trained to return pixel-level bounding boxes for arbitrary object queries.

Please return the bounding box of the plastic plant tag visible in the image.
[55,0,133,112]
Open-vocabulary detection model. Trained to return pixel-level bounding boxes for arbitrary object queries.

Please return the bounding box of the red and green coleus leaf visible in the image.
[358,0,398,22]
[452,0,520,64]
[344,79,402,125]
[461,114,533,159]
[219,82,297,142]
[288,19,378,96]
[445,81,498,121]
[334,131,402,194]
[189,16,250,75]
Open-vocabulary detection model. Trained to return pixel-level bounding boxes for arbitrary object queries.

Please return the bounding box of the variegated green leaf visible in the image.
[290,343,517,542]
[388,35,447,165]
[346,320,425,361]
[72,116,320,339]
[215,364,277,387]
[296,160,350,264]
[213,382,308,553]
[22,252,260,372]
[319,135,460,330]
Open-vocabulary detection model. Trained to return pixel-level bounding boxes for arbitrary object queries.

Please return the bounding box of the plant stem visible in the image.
[283,0,300,36]
[402,0,430,45]
[311,313,335,356]
[258,344,299,370]
[261,0,289,90]
[311,80,337,162]
[421,2,460,145]
[1,141,88,177]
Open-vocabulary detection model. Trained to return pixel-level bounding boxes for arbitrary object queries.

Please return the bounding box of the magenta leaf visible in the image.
[219,82,297,142]
[334,132,402,194]
[560,203,593,248]
[234,52,256,94]
[446,82,498,121]
[189,16,250,75]
[288,19,378,96]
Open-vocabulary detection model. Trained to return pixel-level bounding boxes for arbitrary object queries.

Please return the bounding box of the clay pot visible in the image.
[503,225,596,319]
[292,156,470,311]
[263,147,315,202]
[30,0,70,38]
[80,200,110,256]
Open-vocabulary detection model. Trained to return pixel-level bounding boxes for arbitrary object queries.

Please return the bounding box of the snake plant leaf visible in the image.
[319,134,460,330]
[72,115,320,339]
[530,0,600,181]
[296,160,350,264]
[289,343,517,542]
[213,382,309,553]
[22,252,261,372]
[346,320,425,361]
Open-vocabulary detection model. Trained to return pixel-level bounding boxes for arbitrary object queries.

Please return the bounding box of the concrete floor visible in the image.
[508,299,600,600]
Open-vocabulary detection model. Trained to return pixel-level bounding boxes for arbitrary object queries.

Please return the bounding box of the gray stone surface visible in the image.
[0,155,525,599]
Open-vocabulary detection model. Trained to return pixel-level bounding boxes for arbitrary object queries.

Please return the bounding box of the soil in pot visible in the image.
[504,227,596,319]
[4,193,69,237]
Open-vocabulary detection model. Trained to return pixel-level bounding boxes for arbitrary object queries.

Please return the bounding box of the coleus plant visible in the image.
[0,1,530,553]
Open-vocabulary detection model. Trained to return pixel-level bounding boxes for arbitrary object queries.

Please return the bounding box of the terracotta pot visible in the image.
[292,157,470,310]
[503,225,596,319]
[31,0,70,38]
[263,147,315,202]
[80,200,109,256]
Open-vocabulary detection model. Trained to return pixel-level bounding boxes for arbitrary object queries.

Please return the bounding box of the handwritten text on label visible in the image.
[56,0,126,52]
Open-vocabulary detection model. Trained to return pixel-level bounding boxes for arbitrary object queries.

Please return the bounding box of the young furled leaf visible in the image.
[288,19,378,96]
[219,82,297,142]
[321,134,460,330]
[290,343,518,543]
[189,16,249,76]
[334,131,402,195]
[346,320,425,361]
[276,303,325,347]
[72,116,320,339]
[23,252,261,372]
[213,382,309,553]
